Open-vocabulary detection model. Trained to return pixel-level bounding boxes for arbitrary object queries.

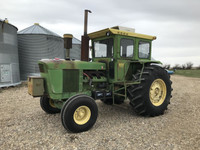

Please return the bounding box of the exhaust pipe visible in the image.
[81,9,92,61]
[83,9,91,36]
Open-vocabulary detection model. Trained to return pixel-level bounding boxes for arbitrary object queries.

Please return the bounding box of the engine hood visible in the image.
[38,59,106,70]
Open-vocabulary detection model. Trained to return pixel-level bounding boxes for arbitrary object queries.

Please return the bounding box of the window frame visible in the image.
[138,40,151,59]
[92,37,114,58]
[118,36,136,60]
[120,38,134,58]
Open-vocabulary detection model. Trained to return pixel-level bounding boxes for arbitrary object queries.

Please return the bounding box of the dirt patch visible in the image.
[0,75,200,149]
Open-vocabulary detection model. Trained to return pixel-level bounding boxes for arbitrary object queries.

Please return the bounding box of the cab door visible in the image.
[92,37,115,80]
[116,37,135,81]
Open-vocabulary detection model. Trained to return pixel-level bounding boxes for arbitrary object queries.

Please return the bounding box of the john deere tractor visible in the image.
[28,11,172,133]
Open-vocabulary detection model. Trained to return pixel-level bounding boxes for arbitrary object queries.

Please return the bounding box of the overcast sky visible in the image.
[1,0,200,66]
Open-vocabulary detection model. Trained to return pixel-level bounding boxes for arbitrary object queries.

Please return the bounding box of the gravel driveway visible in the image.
[0,75,200,150]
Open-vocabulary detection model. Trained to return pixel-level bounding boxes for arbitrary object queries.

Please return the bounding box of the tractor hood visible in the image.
[38,59,106,70]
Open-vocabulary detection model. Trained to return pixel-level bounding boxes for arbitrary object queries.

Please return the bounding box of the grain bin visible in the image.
[18,23,65,80]
[70,37,81,60]
[0,19,21,88]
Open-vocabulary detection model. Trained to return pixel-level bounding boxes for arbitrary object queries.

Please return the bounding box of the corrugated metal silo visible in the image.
[18,23,65,80]
[70,37,81,60]
[0,19,21,87]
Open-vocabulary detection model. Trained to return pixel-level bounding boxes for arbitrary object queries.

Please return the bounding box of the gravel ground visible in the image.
[0,75,200,150]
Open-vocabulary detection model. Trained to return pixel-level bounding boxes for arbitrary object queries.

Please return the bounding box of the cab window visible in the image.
[94,38,113,57]
[139,41,150,59]
[120,38,134,57]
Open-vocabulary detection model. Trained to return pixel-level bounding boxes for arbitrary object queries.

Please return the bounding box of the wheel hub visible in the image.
[49,99,56,108]
[73,106,91,125]
[149,79,167,106]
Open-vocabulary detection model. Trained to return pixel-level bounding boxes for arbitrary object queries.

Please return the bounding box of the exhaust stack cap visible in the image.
[63,34,73,39]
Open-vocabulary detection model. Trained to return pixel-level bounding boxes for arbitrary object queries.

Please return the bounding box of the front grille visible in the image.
[39,64,45,73]
[63,69,79,92]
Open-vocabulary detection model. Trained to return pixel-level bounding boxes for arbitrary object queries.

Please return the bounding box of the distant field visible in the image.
[174,69,200,78]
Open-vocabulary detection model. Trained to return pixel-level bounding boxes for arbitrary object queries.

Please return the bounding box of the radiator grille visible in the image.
[63,69,79,92]
[39,64,44,73]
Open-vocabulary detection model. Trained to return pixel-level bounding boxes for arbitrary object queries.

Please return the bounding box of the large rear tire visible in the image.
[61,95,98,133]
[127,65,172,116]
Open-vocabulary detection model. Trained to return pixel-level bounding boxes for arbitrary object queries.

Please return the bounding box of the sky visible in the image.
[1,0,200,67]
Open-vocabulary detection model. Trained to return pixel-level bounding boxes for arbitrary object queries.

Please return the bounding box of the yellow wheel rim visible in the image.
[73,106,91,125]
[149,79,167,106]
[49,99,56,108]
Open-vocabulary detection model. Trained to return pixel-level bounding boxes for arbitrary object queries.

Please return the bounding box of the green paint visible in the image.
[29,28,161,108]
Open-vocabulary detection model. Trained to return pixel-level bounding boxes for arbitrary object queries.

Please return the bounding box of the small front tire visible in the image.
[61,95,98,133]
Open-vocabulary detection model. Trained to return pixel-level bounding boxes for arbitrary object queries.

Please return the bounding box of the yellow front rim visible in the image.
[73,106,91,125]
[49,99,56,108]
[149,79,167,106]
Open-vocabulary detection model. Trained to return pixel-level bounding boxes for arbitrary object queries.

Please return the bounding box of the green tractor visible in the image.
[28,12,172,133]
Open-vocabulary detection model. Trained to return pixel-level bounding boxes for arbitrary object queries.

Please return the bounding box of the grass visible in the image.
[174,69,200,78]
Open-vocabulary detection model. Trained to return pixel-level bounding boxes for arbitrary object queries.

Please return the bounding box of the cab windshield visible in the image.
[94,38,113,58]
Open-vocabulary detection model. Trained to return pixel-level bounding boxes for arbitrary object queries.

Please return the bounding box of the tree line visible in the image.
[163,62,200,70]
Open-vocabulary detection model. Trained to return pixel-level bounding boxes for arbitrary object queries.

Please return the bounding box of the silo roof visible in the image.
[18,23,61,37]
[0,19,18,30]
[72,37,81,44]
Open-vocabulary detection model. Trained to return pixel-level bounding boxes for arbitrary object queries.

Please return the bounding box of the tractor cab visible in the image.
[88,26,158,82]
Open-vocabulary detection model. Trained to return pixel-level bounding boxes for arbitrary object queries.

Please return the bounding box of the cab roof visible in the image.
[88,26,156,40]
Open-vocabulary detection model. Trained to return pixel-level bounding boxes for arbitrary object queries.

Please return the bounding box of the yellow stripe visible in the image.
[88,28,110,39]
[88,28,156,40]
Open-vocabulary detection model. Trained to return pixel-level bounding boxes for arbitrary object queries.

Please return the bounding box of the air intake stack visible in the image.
[63,34,73,60]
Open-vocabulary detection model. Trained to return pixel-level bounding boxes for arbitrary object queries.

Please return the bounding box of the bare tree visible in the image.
[185,62,193,69]
[182,64,186,70]
[173,64,181,70]
[163,64,171,69]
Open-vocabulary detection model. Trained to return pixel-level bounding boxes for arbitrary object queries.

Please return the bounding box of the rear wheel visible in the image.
[127,65,172,116]
[40,96,60,114]
[61,95,98,133]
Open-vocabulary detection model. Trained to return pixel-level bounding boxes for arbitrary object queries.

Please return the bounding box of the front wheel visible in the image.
[61,95,98,133]
[128,65,172,116]
[40,96,61,114]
